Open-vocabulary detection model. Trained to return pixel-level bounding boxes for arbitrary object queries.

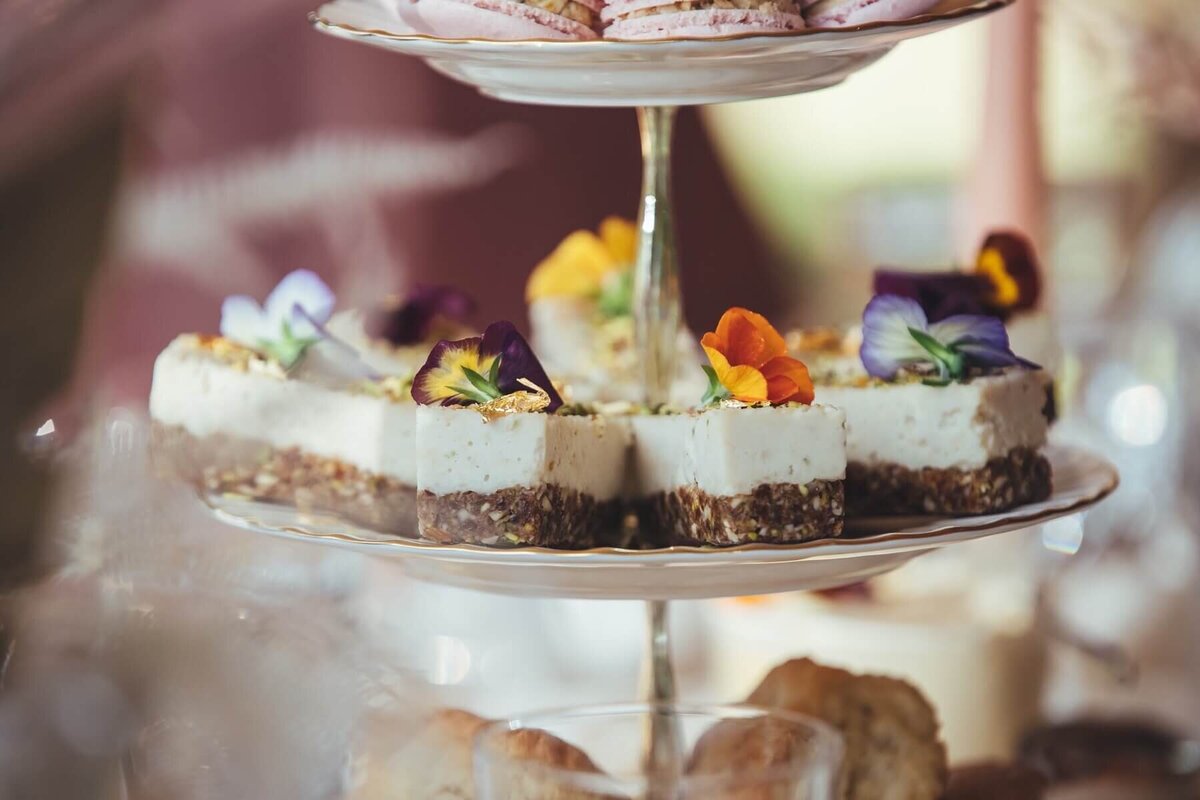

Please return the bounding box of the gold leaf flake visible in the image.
[473,379,551,422]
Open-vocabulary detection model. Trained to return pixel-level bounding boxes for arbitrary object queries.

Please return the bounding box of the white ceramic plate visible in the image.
[310,0,1011,106]
[206,444,1118,600]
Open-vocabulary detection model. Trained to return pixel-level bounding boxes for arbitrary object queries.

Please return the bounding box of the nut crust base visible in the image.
[845,447,1052,516]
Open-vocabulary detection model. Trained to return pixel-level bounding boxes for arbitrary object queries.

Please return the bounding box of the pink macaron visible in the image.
[603,1,804,40]
[417,0,602,39]
[804,0,940,27]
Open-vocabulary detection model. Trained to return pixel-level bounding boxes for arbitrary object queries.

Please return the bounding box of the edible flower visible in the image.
[412,321,563,413]
[371,285,475,347]
[974,231,1041,313]
[872,271,991,321]
[871,230,1042,322]
[700,308,814,406]
[860,295,1038,385]
[525,217,638,318]
[220,269,335,368]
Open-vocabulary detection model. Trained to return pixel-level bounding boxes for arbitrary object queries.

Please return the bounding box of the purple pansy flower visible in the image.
[371,285,475,347]
[860,294,1038,384]
[411,321,562,412]
[220,269,335,367]
[873,270,992,322]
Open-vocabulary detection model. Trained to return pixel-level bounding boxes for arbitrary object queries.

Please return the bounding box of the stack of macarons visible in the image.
[802,0,941,28]
[409,0,941,40]
[602,0,805,40]
[415,0,604,39]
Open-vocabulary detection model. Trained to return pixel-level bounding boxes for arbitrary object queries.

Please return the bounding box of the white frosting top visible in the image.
[817,370,1051,470]
[149,336,417,484]
[415,406,631,498]
[631,404,847,496]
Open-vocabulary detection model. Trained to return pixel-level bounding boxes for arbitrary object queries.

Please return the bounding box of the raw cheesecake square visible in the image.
[631,404,847,547]
[818,369,1053,515]
[149,334,419,534]
[415,406,631,548]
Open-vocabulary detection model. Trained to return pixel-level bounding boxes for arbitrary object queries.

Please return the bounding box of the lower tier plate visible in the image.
[205,445,1117,600]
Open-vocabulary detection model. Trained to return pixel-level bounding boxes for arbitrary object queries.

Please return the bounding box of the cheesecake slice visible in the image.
[150,334,420,534]
[415,406,630,548]
[818,369,1053,516]
[631,404,847,547]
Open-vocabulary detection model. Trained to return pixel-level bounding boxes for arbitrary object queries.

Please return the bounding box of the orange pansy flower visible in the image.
[701,307,814,405]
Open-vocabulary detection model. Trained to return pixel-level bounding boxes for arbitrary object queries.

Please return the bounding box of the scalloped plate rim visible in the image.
[203,444,1118,566]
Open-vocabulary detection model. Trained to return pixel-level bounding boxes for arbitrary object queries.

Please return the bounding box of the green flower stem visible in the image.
[700,365,730,406]
[908,327,965,382]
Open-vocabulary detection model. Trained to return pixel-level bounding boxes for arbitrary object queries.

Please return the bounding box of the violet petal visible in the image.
[264,270,336,338]
[931,314,1040,370]
[483,321,563,412]
[928,314,1010,351]
[219,295,269,346]
[860,295,932,380]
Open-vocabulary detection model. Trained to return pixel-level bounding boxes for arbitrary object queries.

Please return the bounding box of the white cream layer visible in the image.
[817,370,1051,470]
[149,336,417,485]
[631,404,847,497]
[415,406,631,498]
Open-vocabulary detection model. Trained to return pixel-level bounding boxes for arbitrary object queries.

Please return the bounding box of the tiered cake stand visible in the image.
[210,0,1119,780]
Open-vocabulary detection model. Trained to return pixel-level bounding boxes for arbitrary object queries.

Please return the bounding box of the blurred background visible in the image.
[3,0,1200,796]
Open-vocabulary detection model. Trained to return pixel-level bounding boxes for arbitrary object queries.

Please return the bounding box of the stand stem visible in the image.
[641,599,682,793]
[634,106,681,407]
[634,106,683,793]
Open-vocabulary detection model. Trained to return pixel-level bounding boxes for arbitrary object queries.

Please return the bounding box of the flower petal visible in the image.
[481,321,563,412]
[860,295,931,379]
[975,232,1041,312]
[703,343,732,376]
[873,270,991,321]
[375,285,475,346]
[761,356,814,405]
[526,231,617,302]
[265,270,336,337]
[411,337,487,406]
[712,307,786,368]
[219,295,269,346]
[705,343,768,402]
[723,365,769,403]
[599,216,639,266]
[929,314,1009,351]
[930,314,1040,370]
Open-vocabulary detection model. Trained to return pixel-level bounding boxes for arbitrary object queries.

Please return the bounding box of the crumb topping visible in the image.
[352,376,416,403]
[189,334,287,379]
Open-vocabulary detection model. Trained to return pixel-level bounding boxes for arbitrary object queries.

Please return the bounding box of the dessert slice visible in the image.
[526,218,704,406]
[818,294,1052,516]
[633,404,846,547]
[150,271,421,533]
[412,321,629,548]
[632,307,847,547]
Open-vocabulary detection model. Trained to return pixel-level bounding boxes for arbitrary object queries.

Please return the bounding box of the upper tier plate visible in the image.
[311,0,1012,106]
[207,444,1117,600]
